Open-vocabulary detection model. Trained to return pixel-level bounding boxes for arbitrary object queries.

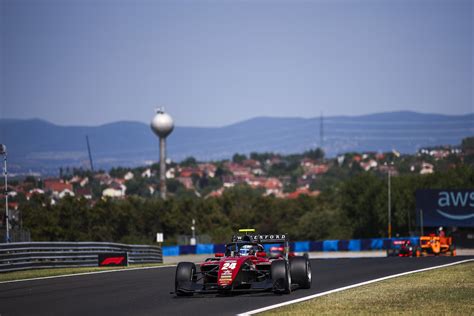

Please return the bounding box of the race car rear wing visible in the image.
[230,231,290,259]
[231,233,289,243]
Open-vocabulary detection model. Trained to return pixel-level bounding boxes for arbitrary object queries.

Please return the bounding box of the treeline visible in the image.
[17,165,473,245]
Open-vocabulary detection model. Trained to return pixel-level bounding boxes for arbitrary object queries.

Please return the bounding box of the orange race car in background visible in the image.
[414,235,456,257]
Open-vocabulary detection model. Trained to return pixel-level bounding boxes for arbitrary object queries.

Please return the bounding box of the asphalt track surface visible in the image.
[0,256,471,316]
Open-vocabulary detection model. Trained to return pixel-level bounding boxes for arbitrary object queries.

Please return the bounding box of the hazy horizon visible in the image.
[1,110,473,129]
[1,0,472,127]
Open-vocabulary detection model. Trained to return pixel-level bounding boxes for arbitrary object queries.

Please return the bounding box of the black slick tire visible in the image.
[290,256,312,289]
[271,259,291,294]
[175,262,196,296]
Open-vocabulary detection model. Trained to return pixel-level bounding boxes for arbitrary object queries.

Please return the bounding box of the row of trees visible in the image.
[15,165,473,245]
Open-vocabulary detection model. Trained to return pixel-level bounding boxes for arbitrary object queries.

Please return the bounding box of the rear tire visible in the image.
[175,262,196,296]
[449,245,456,256]
[271,260,291,294]
[290,256,311,289]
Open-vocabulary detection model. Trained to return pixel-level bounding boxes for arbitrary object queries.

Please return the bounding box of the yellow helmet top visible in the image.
[238,228,256,233]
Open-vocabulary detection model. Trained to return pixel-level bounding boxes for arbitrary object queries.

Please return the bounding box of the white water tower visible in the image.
[150,109,174,199]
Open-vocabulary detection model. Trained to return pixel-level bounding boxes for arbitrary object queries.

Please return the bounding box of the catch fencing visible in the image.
[0,242,162,273]
[0,229,31,243]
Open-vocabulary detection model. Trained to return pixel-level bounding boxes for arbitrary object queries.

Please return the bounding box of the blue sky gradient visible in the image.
[1,0,472,127]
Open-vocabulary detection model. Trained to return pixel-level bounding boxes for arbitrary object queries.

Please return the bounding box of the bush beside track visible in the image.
[261,261,474,315]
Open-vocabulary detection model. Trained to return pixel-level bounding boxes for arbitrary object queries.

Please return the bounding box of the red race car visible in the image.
[387,240,415,257]
[174,229,312,296]
[269,246,308,259]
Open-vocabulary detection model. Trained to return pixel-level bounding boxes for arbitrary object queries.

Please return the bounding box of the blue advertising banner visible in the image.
[416,189,474,227]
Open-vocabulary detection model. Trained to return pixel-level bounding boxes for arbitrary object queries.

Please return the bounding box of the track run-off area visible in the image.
[0,256,472,316]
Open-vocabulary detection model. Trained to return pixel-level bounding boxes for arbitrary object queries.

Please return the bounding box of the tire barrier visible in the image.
[162,237,421,256]
[0,242,162,273]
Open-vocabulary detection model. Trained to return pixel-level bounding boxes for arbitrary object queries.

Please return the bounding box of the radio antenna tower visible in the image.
[86,135,94,171]
[320,112,324,151]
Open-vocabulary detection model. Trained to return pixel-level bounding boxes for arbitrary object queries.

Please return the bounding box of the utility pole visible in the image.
[1,144,9,243]
[388,167,392,238]
[407,208,412,236]
[385,161,393,238]
[190,218,196,246]
[420,209,424,236]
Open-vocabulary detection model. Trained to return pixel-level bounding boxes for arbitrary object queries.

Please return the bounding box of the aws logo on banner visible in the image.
[437,191,474,220]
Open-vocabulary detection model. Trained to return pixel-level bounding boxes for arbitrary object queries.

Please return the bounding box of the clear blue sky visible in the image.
[1,0,472,127]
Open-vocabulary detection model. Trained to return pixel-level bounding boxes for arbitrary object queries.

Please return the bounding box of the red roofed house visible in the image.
[179,167,203,178]
[76,188,93,200]
[26,188,45,200]
[0,185,18,198]
[94,173,112,185]
[205,188,224,199]
[43,179,74,198]
[286,187,320,199]
[263,177,283,196]
[307,164,329,175]
[102,182,127,198]
[300,158,316,168]
[247,177,266,189]
[242,159,261,168]
[176,176,194,190]
[198,163,217,178]
[226,163,252,178]
[360,160,378,171]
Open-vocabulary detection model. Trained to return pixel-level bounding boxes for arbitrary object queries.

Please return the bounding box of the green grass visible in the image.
[0,263,167,282]
[262,261,474,315]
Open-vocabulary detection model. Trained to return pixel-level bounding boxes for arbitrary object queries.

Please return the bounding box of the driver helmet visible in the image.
[439,226,443,231]
[239,245,254,256]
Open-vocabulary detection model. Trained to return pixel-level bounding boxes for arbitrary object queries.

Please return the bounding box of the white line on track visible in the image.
[0,264,177,285]
[237,259,474,316]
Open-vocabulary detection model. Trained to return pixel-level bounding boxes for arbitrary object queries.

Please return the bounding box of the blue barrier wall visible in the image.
[214,244,226,253]
[162,237,420,256]
[323,240,339,251]
[162,246,180,256]
[196,244,214,254]
[348,239,361,251]
[310,241,323,251]
[294,241,310,252]
[370,238,384,250]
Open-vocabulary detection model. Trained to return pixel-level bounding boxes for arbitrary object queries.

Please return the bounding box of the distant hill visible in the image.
[1,111,473,175]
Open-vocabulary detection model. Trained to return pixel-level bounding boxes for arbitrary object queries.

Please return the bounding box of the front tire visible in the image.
[271,260,291,294]
[290,256,312,289]
[175,262,196,296]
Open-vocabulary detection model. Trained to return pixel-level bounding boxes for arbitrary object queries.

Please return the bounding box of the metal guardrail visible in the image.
[0,242,162,273]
